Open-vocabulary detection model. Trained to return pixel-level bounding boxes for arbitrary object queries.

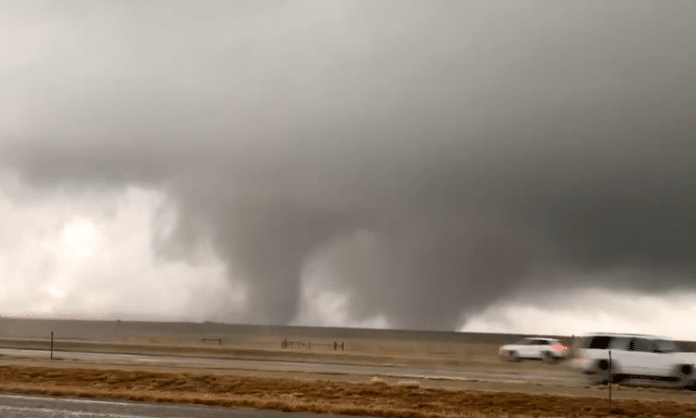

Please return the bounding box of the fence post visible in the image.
[341,342,344,351]
[608,350,612,411]
[50,331,54,360]
[334,342,337,351]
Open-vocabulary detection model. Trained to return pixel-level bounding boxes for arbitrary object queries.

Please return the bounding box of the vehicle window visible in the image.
[655,339,680,353]
[628,338,651,352]
[514,339,529,345]
[609,337,630,350]
[639,339,653,351]
[538,340,550,345]
[589,336,614,349]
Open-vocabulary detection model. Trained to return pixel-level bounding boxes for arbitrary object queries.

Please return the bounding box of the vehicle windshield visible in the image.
[514,339,531,345]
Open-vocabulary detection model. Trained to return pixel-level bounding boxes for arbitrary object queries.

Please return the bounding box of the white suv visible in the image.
[572,333,696,387]
[499,337,569,363]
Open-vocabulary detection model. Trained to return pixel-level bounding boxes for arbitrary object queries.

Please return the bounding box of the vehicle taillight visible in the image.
[551,344,567,351]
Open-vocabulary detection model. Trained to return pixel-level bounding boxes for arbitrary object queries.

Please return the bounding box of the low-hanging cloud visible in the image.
[2,1,696,330]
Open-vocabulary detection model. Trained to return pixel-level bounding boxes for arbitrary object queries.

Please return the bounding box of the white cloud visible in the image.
[291,286,390,329]
[460,287,696,340]
[288,236,392,329]
[0,176,246,322]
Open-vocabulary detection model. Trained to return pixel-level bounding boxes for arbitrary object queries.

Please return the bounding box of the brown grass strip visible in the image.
[2,365,696,418]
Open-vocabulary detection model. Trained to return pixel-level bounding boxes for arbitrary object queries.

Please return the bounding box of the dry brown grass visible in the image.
[2,334,519,371]
[2,364,696,418]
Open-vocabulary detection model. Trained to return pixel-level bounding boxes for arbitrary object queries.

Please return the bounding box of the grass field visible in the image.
[2,319,696,417]
[0,316,568,370]
[2,363,696,418]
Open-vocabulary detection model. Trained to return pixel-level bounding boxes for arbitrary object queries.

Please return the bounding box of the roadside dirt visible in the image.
[3,363,696,418]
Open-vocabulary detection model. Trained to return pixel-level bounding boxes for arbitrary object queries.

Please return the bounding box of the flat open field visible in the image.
[1,319,696,417]
[0,318,567,372]
[3,362,696,418]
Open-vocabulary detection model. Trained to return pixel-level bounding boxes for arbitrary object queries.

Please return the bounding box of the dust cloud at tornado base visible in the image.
[2,1,696,330]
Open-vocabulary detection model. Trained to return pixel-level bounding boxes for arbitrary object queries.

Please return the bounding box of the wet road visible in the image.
[0,393,371,418]
[0,347,584,385]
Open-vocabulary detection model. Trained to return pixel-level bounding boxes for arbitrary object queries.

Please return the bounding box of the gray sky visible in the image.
[2,1,696,334]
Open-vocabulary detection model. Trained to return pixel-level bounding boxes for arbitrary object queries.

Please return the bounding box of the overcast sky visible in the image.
[2,1,696,338]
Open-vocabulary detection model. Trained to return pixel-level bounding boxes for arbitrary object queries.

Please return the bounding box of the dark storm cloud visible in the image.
[2,1,696,329]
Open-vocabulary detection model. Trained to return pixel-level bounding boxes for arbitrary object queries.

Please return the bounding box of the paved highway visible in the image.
[0,347,584,385]
[0,393,372,418]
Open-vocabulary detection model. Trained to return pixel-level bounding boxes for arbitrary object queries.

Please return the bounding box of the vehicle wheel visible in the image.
[543,351,557,364]
[508,351,520,362]
[589,360,611,385]
[673,364,694,388]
